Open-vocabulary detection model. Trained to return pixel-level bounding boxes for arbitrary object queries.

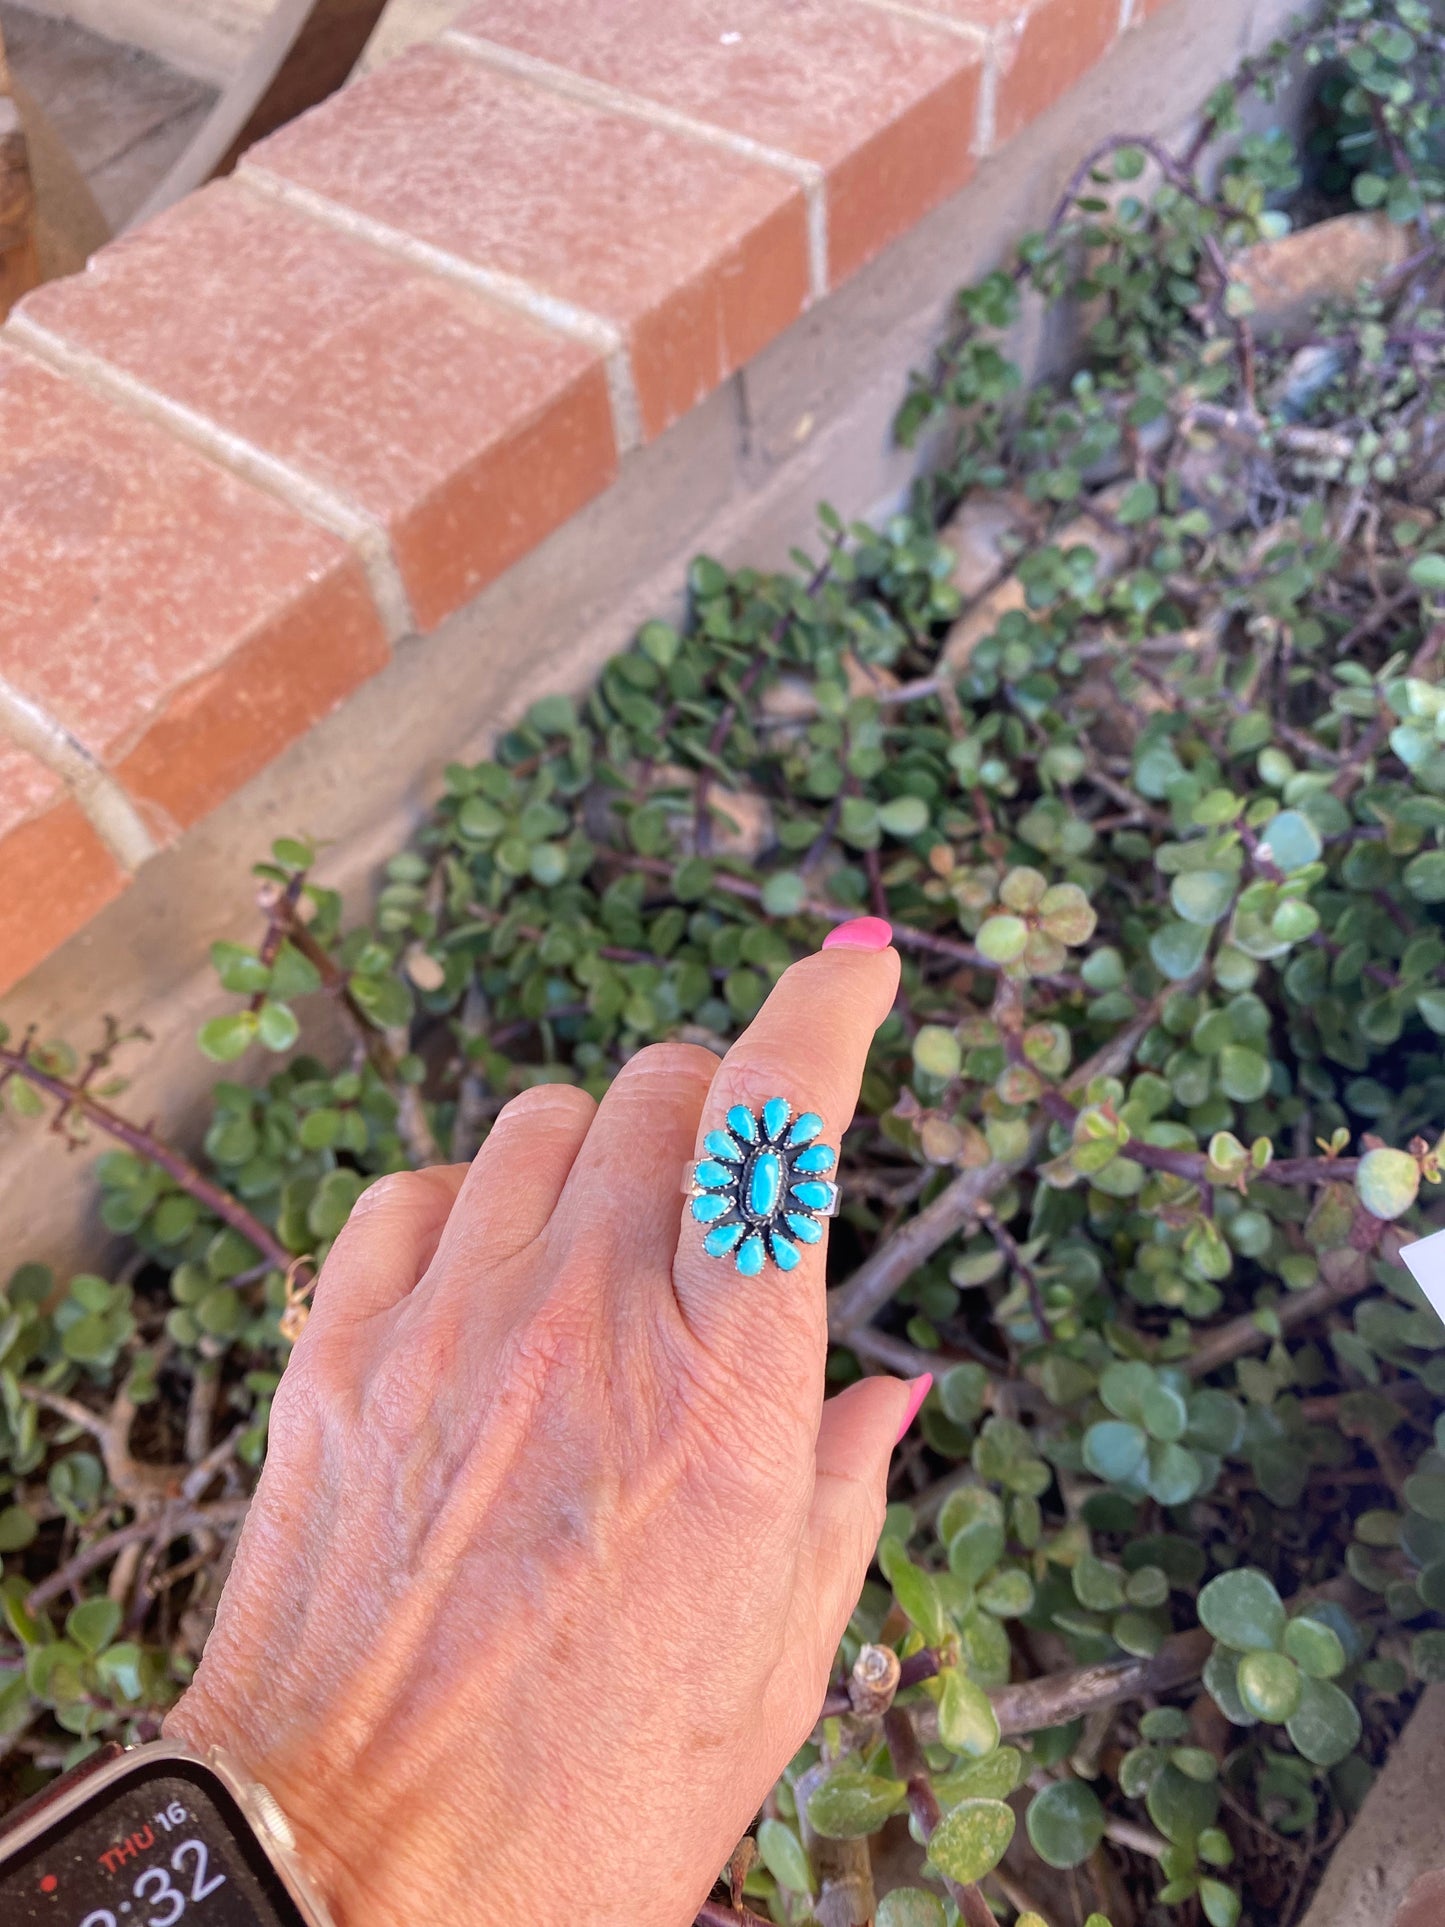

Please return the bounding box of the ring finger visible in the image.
[673,920,899,1378]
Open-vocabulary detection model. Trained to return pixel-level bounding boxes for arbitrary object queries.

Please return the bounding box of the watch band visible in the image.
[0,1738,337,1926]
[0,1739,126,1844]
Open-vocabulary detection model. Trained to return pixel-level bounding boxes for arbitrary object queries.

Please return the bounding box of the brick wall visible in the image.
[0,0,1180,996]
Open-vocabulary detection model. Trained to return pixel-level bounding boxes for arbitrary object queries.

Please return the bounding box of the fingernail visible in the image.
[895,1374,932,1444]
[823,916,893,952]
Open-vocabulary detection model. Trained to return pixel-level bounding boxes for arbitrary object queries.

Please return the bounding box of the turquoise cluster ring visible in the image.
[684,1096,839,1276]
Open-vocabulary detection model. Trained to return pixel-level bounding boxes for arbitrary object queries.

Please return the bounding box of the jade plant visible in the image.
[3,0,1445,1921]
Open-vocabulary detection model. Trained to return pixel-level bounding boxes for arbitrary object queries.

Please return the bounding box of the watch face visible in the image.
[0,1758,312,1927]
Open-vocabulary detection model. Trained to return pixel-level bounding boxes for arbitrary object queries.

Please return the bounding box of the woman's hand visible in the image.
[165,926,918,1926]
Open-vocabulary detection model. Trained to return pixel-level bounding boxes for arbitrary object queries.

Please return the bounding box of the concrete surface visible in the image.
[0,0,467,86]
[0,2,213,227]
[1300,1689,1445,1927]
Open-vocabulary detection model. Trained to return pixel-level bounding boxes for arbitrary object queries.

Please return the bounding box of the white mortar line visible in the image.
[235,164,644,455]
[5,313,417,644]
[841,0,999,154]
[848,0,995,47]
[974,52,999,156]
[0,673,158,872]
[440,29,831,302]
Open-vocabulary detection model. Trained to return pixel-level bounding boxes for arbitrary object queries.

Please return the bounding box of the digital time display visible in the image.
[0,1760,313,1927]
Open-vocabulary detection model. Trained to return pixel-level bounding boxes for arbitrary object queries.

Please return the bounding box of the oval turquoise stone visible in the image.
[727,1104,758,1143]
[694,1159,734,1189]
[691,1194,729,1224]
[786,1212,824,1245]
[788,1112,823,1146]
[736,1235,766,1277]
[793,1143,835,1174]
[762,1096,791,1141]
[747,1149,783,1220]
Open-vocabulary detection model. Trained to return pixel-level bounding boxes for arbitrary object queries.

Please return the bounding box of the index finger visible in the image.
[673,918,899,1373]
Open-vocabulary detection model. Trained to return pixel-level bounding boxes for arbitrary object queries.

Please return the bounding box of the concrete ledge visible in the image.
[1300,1688,1445,1927]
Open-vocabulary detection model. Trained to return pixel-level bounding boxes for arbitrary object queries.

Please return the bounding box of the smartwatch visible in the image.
[0,1741,337,1927]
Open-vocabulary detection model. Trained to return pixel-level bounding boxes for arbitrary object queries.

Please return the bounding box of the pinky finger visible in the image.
[785,1375,921,1680]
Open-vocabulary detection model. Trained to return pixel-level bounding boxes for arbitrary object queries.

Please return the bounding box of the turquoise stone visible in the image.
[691,1194,729,1224]
[736,1235,766,1277]
[705,1129,743,1163]
[762,1095,791,1141]
[727,1104,758,1143]
[786,1212,823,1244]
[793,1143,835,1174]
[747,1149,783,1220]
[791,1180,834,1212]
[788,1112,823,1146]
[704,1222,744,1257]
[771,1233,801,1272]
[694,1159,734,1189]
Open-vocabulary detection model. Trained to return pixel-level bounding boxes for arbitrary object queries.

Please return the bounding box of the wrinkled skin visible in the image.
[167,942,913,1926]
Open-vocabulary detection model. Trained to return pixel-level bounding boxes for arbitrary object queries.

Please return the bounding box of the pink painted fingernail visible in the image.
[823,916,894,952]
[895,1374,932,1444]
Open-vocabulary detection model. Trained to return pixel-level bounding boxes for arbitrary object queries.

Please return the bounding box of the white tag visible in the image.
[1402,1226,1445,1326]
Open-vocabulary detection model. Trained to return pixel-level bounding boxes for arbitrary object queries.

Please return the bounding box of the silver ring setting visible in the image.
[683,1096,839,1275]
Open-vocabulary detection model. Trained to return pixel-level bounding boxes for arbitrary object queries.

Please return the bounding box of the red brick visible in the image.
[247,45,810,443]
[0,347,388,835]
[20,182,618,633]
[896,0,1121,146]
[455,0,984,284]
[0,747,127,996]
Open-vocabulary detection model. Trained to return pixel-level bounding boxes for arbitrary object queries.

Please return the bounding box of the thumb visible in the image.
[787,1374,932,1677]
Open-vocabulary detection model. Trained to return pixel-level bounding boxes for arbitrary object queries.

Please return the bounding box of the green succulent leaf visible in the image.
[1026,1781,1106,1868]
[1236,1649,1302,1723]
[1286,1677,1363,1768]
[806,1772,908,1840]
[755,1818,813,1896]
[928,1797,1016,1884]
[876,1892,948,1927]
[1282,1616,1347,1680]
[938,1667,1001,1759]
[1198,1569,1287,1652]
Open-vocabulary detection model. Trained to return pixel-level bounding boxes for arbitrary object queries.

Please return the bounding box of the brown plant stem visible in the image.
[694,540,841,855]
[828,981,1182,1334]
[982,1206,1053,1339]
[991,1629,1213,1737]
[25,1499,253,1614]
[16,1381,174,1507]
[623,852,1078,986]
[256,882,400,1087]
[844,1324,952,1377]
[899,1580,1368,1750]
[0,1041,300,1283]
[883,1705,995,1927]
[817,1647,943,1721]
[693,1901,774,1927]
[1185,1268,1376,1379]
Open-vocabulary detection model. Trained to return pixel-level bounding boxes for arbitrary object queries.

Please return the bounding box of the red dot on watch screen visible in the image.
[38,1875,57,1893]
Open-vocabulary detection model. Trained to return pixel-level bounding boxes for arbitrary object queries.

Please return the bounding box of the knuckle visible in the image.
[346,1169,422,1218]
[491,1083,596,1134]
[614,1039,719,1097]
[707,1050,817,1122]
